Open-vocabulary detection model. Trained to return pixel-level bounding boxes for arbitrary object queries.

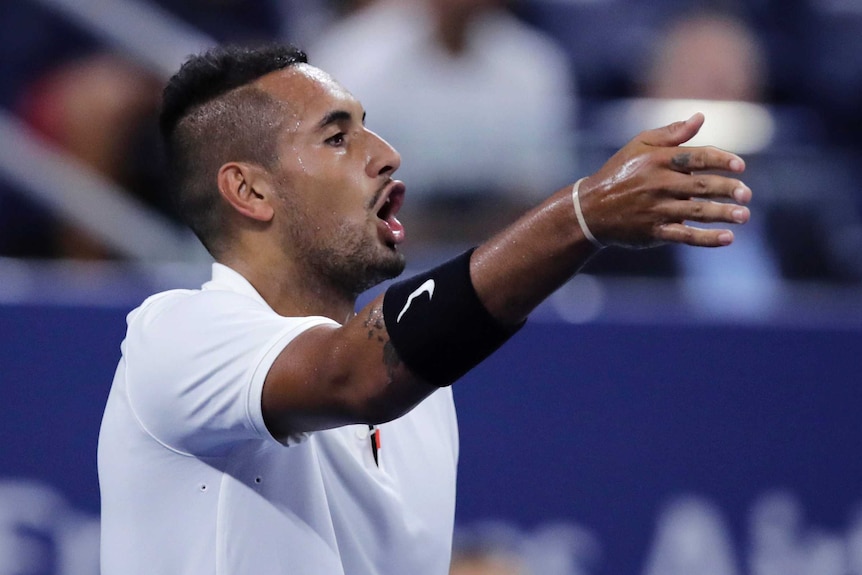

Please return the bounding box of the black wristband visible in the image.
[382,249,523,386]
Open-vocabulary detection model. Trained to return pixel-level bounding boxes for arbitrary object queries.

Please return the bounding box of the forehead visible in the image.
[253,63,358,127]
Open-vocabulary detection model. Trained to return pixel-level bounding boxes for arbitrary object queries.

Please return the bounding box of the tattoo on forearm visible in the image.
[363,306,386,343]
[671,153,692,170]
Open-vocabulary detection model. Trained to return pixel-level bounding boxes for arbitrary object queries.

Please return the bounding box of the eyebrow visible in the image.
[316,109,367,131]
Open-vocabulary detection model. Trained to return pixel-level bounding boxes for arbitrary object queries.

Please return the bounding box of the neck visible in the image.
[218,253,357,324]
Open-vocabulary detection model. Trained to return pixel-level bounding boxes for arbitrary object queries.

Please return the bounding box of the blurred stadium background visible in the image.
[1,1,861,574]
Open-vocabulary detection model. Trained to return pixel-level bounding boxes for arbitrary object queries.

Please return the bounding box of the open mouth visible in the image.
[375,180,406,247]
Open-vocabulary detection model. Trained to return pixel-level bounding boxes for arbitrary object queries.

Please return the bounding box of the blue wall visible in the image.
[454,322,862,573]
[1,303,860,573]
[1,304,124,512]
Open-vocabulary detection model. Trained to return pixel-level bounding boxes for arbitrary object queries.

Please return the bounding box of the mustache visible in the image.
[367,178,393,210]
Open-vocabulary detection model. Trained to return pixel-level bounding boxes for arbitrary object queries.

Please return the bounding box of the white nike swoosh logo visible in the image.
[396,279,435,323]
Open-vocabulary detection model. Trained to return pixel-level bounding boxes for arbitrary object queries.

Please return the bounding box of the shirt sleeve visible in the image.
[123,289,339,457]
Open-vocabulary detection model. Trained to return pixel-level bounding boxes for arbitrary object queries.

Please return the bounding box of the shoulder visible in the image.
[127,286,271,333]
[121,287,287,373]
[123,286,339,370]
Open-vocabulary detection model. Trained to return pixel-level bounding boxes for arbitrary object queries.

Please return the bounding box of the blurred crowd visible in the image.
[1,0,861,285]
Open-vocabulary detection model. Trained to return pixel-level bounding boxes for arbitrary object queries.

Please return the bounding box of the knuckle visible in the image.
[682,227,695,242]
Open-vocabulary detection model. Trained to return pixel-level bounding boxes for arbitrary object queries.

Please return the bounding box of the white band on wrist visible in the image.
[571,177,603,249]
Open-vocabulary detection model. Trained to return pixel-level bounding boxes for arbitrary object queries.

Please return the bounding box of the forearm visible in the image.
[470,185,598,326]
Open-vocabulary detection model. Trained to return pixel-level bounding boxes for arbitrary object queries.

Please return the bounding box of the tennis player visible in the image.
[98,44,751,574]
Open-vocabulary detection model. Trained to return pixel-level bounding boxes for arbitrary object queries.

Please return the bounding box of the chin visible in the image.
[367,250,407,285]
[306,225,407,295]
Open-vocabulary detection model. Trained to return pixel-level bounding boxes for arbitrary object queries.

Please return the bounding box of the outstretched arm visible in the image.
[472,112,749,324]
[262,114,751,438]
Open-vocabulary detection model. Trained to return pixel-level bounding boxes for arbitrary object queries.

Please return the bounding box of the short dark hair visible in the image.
[160,44,308,256]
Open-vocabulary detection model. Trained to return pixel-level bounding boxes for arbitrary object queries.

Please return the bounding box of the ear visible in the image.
[217,162,275,222]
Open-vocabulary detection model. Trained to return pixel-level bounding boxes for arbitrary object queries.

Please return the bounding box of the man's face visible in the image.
[255,64,407,296]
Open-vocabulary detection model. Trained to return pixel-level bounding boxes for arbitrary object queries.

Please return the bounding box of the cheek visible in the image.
[278,152,371,219]
[290,146,326,175]
[294,187,367,235]
[319,175,371,221]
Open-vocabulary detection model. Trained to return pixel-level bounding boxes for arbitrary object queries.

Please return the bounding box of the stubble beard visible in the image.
[291,217,406,300]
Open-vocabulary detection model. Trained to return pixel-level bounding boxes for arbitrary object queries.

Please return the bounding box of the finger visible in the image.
[657,223,735,247]
[639,113,705,147]
[663,174,752,204]
[665,146,746,174]
[661,199,751,225]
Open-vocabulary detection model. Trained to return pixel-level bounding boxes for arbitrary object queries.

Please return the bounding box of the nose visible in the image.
[366,129,401,178]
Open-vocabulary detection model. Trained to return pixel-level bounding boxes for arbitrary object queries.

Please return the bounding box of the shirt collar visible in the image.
[203,262,271,310]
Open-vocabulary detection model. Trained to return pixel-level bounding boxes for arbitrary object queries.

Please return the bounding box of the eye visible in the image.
[325,132,346,147]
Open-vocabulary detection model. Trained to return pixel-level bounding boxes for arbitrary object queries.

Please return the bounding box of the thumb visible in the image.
[640,112,705,147]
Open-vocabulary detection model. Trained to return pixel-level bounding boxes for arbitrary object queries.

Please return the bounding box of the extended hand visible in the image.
[578,113,751,249]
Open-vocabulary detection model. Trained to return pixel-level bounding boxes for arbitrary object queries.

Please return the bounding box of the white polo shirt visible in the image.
[98,263,459,574]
